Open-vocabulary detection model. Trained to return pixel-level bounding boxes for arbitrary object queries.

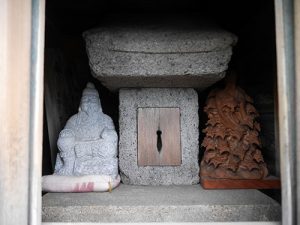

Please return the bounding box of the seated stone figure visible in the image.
[54,82,118,179]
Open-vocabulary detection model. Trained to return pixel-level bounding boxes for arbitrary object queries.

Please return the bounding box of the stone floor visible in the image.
[42,184,281,223]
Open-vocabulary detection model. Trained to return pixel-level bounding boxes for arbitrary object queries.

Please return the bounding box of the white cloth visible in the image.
[42,174,120,192]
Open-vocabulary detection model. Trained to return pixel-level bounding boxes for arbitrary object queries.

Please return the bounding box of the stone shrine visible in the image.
[84,23,237,185]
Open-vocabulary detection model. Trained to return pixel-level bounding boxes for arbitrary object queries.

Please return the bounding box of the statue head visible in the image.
[79,83,102,114]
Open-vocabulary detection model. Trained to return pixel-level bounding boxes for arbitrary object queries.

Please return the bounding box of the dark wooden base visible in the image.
[201,176,281,189]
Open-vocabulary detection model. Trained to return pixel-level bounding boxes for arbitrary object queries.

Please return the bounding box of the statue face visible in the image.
[80,96,101,113]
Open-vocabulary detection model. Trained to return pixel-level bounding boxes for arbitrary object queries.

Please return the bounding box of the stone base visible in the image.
[119,88,199,185]
[42,184,281,222]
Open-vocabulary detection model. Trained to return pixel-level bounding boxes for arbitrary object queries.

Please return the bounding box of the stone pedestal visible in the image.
[119,88,199,185]
[42,185,281,222]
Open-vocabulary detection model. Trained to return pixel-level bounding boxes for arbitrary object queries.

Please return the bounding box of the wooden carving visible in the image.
[201,76,268,180]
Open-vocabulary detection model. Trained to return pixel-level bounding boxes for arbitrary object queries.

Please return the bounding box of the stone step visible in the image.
[42,184,281,223]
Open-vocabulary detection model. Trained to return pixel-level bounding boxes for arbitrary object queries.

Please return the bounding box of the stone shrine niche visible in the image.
[42,1,282,222]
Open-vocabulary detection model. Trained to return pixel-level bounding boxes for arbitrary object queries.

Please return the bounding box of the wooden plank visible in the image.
[138,108,160,165]
[294,0,300,220]
[159,108,181,165]
[138,108,181,166]
[201,176,281,189]
[0,1,44,225]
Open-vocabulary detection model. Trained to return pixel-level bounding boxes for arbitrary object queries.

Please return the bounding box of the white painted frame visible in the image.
[275,0,299,224]
[0,0,45,225]
[0,0,298,224]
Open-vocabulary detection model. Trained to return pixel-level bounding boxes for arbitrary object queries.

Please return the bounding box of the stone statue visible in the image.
[201,75,268,180]
[54,82,118,179]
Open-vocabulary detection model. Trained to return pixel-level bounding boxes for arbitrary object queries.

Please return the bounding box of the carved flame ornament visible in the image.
[201,76,268,180]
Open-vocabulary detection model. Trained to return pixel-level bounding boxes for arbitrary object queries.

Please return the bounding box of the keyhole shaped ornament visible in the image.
[156,130,162,153]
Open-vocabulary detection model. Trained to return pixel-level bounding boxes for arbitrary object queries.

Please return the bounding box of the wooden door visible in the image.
[138,107,181,166]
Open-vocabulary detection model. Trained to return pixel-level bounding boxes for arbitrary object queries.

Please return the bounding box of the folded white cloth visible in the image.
[42,174,120,192]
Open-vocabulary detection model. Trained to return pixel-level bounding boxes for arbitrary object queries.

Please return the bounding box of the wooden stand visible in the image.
[201,176,281,189]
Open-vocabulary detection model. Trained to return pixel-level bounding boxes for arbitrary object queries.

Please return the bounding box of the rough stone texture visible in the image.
[42,184,281,222]
[54,83,119,179]
[119,88,199,185]
[83,25,237,91]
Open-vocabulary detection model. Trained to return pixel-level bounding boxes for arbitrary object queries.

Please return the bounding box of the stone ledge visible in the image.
[42,184,281,222]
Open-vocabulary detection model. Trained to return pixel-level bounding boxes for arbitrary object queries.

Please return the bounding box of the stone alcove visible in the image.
[42,0,281,222]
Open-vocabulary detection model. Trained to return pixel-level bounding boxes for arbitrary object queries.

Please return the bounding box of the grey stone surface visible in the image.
[42,184,281,222]
[54,83,118,178]
[119,88,199,185]
[83,25,237,91]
